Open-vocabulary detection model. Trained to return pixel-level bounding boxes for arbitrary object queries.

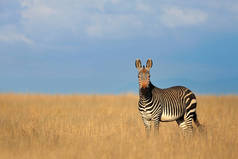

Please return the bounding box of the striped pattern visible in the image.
[136,59,201,136]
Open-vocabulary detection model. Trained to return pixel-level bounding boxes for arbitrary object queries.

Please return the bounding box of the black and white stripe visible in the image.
[135,59,201,136]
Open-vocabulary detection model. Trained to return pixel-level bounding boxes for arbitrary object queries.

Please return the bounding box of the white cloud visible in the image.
[86,14,143,37]
[20,0,57,22]
[21,5,56,19]
[229,3,238,13]
[18,0,144,39]
[0,32,33,45]
[0,25,34,45]
[136,3,153,13]
[0,0,235,45]
[160,6,208,28]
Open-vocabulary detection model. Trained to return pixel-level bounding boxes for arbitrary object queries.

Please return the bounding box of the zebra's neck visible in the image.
[139,82,154,100]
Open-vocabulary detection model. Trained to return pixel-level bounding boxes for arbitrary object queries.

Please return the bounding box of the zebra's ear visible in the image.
[135,59,142,70]
[146,59,153,70]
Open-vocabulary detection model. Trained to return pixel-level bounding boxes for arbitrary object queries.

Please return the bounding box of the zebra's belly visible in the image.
[160,113,181,122]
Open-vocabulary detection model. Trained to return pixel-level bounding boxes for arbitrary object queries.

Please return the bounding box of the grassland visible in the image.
[0,93,237,159]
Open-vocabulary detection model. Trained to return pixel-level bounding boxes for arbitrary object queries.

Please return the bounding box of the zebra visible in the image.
[135,58,202,136]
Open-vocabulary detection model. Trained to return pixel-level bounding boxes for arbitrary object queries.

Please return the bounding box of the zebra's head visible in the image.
[135,59,153,89]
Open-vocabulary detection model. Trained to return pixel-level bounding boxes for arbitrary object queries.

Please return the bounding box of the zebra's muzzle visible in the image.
[141,81,149,88]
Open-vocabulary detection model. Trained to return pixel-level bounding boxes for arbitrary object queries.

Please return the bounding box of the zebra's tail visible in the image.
[193,112,206,134]
[193,112,201,127]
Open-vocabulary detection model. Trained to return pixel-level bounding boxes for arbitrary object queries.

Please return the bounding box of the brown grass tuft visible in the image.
[0,94,237,159]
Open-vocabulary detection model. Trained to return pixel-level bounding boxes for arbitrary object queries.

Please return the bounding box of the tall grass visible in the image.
[0,94,237,159]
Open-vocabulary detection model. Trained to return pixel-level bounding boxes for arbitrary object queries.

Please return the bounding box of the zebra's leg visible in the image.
[176,116,187,131]
[184,94,197,135]
[184,112,193,134]
[142,117,151,137]
[176,115,193,136]
[154,117,160,136]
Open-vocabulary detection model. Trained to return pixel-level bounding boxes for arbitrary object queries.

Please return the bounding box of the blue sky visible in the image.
[0,0,238,94]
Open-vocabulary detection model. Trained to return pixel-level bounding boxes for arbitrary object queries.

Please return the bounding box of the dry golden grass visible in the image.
[0,93,237,159]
